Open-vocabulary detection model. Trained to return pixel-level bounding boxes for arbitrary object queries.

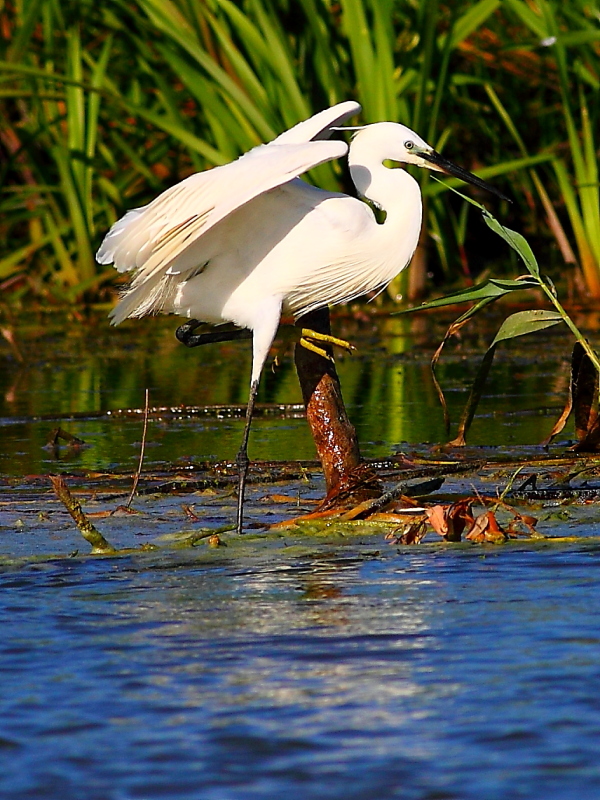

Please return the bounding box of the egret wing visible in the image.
[97,140,346,278]
[97,102,361,278]
[272,101,361,144]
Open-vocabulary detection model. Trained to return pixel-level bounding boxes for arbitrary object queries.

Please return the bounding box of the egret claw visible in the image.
[299,337,335,361]
[300,328,356,355]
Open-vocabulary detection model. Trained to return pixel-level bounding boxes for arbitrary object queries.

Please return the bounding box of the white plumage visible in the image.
[97,100,506,532]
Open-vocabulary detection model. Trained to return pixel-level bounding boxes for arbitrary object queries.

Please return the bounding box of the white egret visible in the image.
[97,100,508,533]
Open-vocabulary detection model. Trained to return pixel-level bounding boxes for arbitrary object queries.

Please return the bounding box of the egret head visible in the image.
[408,139,510,202]
[347,122,510,202]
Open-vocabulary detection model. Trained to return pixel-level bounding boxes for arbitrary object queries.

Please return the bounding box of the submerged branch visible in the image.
[50,475,116,554]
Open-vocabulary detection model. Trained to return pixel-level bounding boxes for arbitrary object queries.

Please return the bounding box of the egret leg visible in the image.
[235,378,259,534]
[299,328,355,361]
[176,319,252,348]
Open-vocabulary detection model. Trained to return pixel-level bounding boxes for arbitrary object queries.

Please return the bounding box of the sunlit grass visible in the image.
[1,0,598,303]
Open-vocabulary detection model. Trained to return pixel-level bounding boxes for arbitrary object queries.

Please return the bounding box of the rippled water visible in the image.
[2,543,600,799]
[2,311,600,798]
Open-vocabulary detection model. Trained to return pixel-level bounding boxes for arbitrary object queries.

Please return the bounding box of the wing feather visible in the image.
[286,254,410,319]
[97,101,362,282]
[271,100,361,144]
[97,140,347,281]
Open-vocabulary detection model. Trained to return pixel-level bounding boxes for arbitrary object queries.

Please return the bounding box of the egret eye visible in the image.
[404,140,414,150]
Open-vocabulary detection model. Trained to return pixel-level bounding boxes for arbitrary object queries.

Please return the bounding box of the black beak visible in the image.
[420,150,510,202]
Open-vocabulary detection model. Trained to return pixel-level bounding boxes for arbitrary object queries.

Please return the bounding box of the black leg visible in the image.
[176,318,257,533]
[176,319,252,348]
[235,378,259,534]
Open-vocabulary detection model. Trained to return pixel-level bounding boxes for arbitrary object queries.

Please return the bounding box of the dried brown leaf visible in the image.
[386,520,428,545]
[465,510,507,543]
[260,494,303,504]
[506,512,541,537]
[112,505,141,516]
[182,504,201,521]
[425,499,474,542]
[426,504,450,537]
[446,498,475,541]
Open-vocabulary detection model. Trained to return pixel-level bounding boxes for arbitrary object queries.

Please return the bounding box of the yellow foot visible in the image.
[299,328,356,361]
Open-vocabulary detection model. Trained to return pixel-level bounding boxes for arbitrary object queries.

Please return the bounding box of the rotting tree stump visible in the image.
[294,307,382,507]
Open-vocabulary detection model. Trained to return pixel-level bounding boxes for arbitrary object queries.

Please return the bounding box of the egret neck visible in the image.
[348,124,423,272]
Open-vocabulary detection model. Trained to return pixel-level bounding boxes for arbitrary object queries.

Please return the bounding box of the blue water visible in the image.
[2,312,600,797]
[2,543,600,799]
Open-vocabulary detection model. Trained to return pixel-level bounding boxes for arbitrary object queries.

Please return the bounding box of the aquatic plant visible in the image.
[0,0,597,303]
[406,189,600,447]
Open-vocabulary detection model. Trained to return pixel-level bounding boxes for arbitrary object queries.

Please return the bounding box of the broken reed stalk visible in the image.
[125,387,150,508]
[50,475,116,554]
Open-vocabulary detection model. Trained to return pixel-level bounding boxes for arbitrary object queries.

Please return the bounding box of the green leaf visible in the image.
[482,212,540,277]
[6,0,45,64]
[487,278,538,290]
[503,0,548,38]
[561,31,600,47]
[490,310,563,347]
[399,276,538,313]
[446,0,501,49]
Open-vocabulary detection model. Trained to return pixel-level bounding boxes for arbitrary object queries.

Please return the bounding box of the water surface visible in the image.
[1,309,599,799]
[2,542,600,799]
[0,308,581,474]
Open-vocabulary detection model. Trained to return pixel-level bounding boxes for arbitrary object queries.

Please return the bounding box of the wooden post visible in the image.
[294,307,381,504]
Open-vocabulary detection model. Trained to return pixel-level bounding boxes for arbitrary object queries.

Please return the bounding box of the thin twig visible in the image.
[50,475,116,554]
[125,388,150,508]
